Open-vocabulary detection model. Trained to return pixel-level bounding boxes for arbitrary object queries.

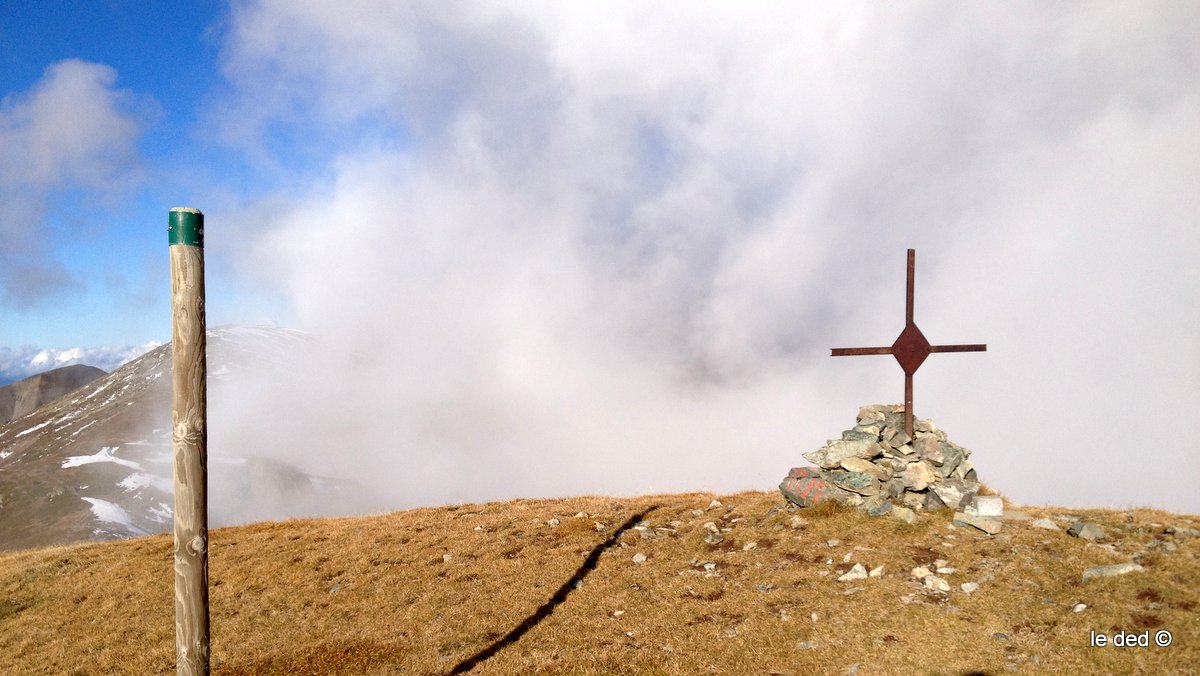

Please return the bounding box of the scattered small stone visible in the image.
[1082,562,1144,582]
[703,562,717,572]
[1166,525,1200,538]
[743,541,758,551]
[924,575,951,592]
[827,538,841,547]
[891,505,917,524]
[961,582,979,593]
[703,522,720,534]
[1030,518,1060,531]
[937,567,957,575]
[798,641,818,650]
[811,612,819,622]
[838,563,869,582]
[953,511,1002,535]
[612,609,625,617]
[473,525,485,531]
[442,554,452,563]
[866,499,894,517]
[709,499,723,509]
[574,512,588,518]
[1073,603,1087,613]
[594,521,608,532]
[790,516,807,528]
[1068,522,1106,541]
[632,553,647,564]
[992,632,1009,641]
[911,566,932,580]
[869,565,885,578]
[704,532,724,546]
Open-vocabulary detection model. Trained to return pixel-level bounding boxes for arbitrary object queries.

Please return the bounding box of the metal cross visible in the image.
[831,249,986,438]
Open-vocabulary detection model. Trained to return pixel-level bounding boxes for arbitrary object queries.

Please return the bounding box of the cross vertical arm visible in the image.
[906,248,915,326]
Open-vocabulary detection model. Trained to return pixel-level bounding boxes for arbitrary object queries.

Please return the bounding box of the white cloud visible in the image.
[0,59,148,306]
[214,2,1200,513]
[0,342,160,384]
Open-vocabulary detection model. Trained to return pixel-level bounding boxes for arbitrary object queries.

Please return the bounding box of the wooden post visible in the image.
[169,207,209,675]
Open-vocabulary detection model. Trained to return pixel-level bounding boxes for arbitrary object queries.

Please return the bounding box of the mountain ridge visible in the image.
[0,325,376,552]
[0,364,107,426]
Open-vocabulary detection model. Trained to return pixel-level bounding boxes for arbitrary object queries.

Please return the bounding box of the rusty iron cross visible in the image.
[831,249,986,438]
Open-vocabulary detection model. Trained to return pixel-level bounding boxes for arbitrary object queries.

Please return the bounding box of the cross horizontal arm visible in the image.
[928,344,987,353]
[831,347,893,356]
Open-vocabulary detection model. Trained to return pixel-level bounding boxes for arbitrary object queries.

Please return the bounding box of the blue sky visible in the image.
[0,1,292,364]
[1,2,1198,512]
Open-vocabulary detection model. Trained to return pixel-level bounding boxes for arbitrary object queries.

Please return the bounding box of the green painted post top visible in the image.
[168,208,204,247]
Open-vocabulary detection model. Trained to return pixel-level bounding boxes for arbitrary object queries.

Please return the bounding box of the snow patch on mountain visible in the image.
[81,497,147,535]
[118,471,172,493]
[61,446,141,470]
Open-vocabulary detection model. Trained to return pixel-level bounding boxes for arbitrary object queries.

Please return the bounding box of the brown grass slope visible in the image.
[1,491,1196,675]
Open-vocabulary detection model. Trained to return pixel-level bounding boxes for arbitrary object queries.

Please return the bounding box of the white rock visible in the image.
[924,575,951,592]
[967,495,1005,517]
[961,582,980,593]
[709,499,723,508]
[442,554,452,563]
[869,565,885,578]
[1031,518,1060,531]
[703,521,720,534]
[1073,603,1087,613]
[632,553,647,564]
[838,563,869,582]
[742,541,758,551]
[1082,562,1144,582]
[547,517,560,526]
[911,566,932,579]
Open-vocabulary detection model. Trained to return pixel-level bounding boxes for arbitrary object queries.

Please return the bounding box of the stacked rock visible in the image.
[780,404,983,519]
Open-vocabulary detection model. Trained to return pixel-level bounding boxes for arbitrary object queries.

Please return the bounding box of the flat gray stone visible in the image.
[923,490,946,512]
[966,495,1004,517]
[1082,562,1144,582]
[865,499,893,517]
[1030,518,1061,531]
[1067,522,1107,541]
[930,478,974,510]
[937,445,964,477]
[914,437,944,464]
[839,457,888,481]
[841,428,878,443]
[953,511,1002,535]
[803,438,883,469]
[828,470,880,496]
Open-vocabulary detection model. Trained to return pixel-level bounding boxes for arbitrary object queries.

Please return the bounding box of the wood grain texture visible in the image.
[170,244,209,675]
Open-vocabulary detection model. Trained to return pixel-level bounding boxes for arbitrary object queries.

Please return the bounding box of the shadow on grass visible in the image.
[449,506,658,674]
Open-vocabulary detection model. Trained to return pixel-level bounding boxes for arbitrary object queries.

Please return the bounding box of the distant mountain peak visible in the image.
[0,363,107,426]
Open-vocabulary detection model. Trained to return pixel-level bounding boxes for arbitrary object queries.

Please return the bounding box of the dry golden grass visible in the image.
[1,491,1197,674]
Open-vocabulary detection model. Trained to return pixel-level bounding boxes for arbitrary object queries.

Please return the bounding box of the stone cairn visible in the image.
[780,404,1000,529]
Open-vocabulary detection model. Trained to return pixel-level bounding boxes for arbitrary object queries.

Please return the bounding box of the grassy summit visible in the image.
[1,491,1196,674]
